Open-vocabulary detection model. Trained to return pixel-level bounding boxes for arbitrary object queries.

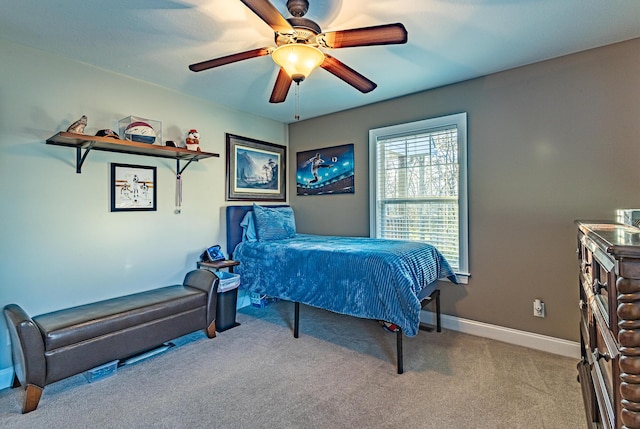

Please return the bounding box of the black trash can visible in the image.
[215,271,241,332]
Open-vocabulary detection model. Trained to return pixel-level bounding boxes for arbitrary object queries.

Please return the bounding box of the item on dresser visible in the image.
[616,209,640,227]
[576,221,640,429]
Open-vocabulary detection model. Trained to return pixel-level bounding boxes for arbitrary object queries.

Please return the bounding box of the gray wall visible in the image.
[288,38,640,342]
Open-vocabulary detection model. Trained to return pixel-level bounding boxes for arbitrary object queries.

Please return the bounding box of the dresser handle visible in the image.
[595,349,611,362]
[593,279,608,295]
[581,260,591,272]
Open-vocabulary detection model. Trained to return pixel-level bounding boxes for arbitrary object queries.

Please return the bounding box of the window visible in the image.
[369,112,469,283]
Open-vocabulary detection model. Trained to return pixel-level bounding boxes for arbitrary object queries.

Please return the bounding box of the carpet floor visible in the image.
[0,301,586,428]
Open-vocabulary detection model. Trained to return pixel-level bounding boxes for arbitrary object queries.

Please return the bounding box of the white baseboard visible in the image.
[421,310,580,359]
[0,366,13,390]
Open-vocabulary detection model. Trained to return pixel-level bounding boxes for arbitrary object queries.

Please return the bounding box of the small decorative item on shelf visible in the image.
[124,122,155,144]
[165,140,176,147]
[95,129,120,139]
[118,116,162,145]
[186,129,201,151]
[67,115,88,134]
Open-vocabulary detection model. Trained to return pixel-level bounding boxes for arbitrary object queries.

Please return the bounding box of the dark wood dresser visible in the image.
[577,221,640,429]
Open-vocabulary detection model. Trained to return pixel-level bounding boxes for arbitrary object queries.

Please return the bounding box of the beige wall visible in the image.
[288,38,640,342]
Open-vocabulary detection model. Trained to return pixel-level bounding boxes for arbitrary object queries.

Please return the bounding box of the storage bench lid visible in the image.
[33,285,206,351]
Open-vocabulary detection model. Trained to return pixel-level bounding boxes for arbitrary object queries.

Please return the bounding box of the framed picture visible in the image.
[296,143,354,196]
[110,163,157,212]
[226,133,286,201]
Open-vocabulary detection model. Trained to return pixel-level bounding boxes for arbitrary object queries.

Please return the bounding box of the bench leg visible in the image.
[206,321,217,338]
[22,384,43,413]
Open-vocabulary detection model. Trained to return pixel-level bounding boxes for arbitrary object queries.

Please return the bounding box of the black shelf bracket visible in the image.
[73,144,201,175]
[177,158,196,176]
[75,142,95,174]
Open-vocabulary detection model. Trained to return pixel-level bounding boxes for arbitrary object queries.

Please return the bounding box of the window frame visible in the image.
[368,112,469,283]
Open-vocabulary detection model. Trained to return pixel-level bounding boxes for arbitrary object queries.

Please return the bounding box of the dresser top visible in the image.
[576,220,640,258]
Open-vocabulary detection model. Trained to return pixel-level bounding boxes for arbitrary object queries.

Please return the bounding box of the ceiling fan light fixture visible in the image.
[272,44,324,82]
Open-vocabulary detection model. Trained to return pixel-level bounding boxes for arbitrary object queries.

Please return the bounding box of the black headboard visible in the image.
[225,205,289,256]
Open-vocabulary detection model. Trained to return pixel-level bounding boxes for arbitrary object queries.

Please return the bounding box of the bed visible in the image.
[226,204,458,373]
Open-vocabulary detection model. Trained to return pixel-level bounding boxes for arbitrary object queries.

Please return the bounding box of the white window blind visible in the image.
[369,113,469,282]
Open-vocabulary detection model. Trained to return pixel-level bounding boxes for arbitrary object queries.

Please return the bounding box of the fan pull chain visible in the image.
[175,173,182,214]
[295,82,300,121]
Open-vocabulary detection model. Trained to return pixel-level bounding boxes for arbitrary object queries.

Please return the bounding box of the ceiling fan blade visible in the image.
[320,54,377,93]
[270,68,293,103]
[189,48,271,72]
[320,23,408,49]
[240,0,294,34]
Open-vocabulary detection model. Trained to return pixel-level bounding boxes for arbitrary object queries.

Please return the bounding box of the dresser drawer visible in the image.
[579,295,590,349]
[595,262,617,332]
[582,233,618,334]
[592,316,619,429]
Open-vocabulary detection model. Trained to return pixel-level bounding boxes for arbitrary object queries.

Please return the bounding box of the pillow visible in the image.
[240,211,257,242]
[252,204,296,241]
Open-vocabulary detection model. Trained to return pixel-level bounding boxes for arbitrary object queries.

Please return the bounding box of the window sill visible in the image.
[452,272,469,285]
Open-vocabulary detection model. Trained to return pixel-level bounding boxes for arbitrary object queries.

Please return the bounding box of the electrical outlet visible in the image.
[534,299,545,318]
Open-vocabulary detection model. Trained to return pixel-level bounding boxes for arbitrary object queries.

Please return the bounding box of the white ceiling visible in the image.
[2,0,639,124]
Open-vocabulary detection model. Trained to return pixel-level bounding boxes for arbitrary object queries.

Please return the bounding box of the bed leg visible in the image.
[419,289,441,333]
[294,302,300,338]
[397,328,404,374]
[435,289,441,332]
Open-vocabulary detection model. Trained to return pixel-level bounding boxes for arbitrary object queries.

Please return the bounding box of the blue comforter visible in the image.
[234,234,457,336]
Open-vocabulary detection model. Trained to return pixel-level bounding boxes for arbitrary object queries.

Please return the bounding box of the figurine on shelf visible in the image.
[67,115,88,134]
[185,129,201,151]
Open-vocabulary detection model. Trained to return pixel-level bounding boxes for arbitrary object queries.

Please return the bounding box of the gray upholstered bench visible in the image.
[3,269,218,413]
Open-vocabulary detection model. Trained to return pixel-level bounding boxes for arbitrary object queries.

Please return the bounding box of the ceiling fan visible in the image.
[188,0,408,103]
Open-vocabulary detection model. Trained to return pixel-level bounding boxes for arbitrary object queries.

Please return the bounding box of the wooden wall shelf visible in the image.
[46,131,220,174]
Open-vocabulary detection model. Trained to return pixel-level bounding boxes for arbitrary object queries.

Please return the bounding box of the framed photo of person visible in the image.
[110,163,157,212]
